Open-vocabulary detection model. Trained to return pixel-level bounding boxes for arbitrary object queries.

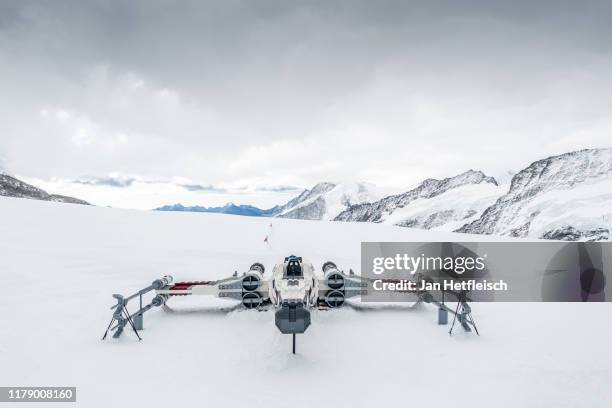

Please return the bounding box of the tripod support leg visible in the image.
[469,312,480,336]
[449,300,461,336]
[102,316,115,340]
[123,308,142,341]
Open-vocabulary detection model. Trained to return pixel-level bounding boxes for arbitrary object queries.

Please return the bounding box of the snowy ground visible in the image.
[0,198,610,408]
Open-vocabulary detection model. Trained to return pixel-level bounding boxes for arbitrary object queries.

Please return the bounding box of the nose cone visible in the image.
[275,301,311,334]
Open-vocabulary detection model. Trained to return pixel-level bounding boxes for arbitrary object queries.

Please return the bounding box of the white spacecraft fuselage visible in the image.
[269,258,319,307]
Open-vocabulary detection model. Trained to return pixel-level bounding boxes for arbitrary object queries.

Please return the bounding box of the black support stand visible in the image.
[102,294,142,340]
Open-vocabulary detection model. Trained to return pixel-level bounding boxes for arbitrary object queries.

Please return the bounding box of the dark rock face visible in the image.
[0,174,89,205]
[457,148,612,237]
[540,226,609,241]
[48,194,90,205]
[334,170,497,222]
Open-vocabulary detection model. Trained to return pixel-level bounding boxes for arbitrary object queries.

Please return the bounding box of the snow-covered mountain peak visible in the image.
[334,169,499,224]
[507,148,612,200]
[458,148,612,240]
[276,181,388,220]
[309,182,337,195]
[429,169,498,192]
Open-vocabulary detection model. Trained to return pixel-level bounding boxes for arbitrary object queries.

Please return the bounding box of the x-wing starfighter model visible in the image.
[103,255,478,353]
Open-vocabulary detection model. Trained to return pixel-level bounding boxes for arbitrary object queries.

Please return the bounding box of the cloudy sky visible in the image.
[1,0,611,209]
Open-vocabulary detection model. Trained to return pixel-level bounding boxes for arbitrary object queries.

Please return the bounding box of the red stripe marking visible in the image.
[169,281,212,291]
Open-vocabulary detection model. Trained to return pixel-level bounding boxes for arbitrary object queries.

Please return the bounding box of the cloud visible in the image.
[1,1,612,207]
[179,183,226,193]
[72,175,136,188]
[70,174,227,193]
[256,185,301,192]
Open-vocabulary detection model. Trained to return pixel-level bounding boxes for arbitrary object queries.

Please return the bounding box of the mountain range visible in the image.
[2,148,611,240]
[334,169,501,231]
[334,148,612,240]
[155,181,389,220]
[156,203,279,217]
[456,148,612,240]
[156,148,612,241]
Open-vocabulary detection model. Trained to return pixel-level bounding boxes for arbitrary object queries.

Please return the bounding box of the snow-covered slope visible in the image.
[458,148,612,240]
[0,197,612,408]
[277,181,389,220]
[383,182,504,231]
[334,170,501,231]
[0,197,610,408]
[0,173,89,204]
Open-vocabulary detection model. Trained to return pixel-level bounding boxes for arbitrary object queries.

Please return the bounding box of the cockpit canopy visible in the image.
[284,255,303,278]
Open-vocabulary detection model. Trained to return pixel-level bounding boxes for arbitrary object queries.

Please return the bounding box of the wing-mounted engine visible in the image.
[317,261,367,308]
[156,262,270,309]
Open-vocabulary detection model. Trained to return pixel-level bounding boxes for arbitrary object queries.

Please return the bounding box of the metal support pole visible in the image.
[438,306,448,325]
[124,284,155,302]
[133,293,144,330]
[292,333,296,354]
[128,302,155,321]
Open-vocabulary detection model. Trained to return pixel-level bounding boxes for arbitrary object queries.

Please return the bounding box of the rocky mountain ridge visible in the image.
[0,174,89,205]
[457,148,612,240]
[334,170,499,224]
